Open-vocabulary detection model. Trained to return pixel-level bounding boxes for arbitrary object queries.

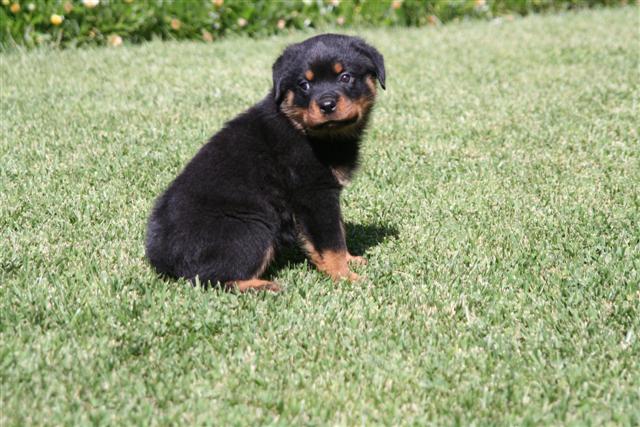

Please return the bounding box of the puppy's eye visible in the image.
[299,80,310,91]
[339,73,351,83]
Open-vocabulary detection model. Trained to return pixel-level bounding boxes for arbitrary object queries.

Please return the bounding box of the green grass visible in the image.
[1,7,639,426]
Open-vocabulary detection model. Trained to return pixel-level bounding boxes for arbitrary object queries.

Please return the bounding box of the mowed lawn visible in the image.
[1,7,639,425]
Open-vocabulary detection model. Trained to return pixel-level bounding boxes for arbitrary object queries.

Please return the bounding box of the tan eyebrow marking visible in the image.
[333,62,343,74]
[305,70,314,81]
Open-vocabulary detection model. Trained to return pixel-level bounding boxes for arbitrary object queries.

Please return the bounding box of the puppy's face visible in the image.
[273,34,385,136]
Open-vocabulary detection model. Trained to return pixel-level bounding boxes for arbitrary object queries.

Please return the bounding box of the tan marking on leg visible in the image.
[299,234,359,282]
[333,62,343,74]
[305,69,314,81]
[223,245,280,292]
[256,245,275,277]
[319,250,360,282]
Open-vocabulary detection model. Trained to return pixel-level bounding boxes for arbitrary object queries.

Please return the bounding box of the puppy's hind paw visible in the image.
[230,279,282,293]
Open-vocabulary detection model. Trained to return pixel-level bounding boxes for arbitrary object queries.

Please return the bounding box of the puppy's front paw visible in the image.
[330,270,361,283]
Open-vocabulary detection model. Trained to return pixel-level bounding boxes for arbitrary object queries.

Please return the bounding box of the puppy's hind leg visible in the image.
[225,245,281,293]
[183,221,281,292]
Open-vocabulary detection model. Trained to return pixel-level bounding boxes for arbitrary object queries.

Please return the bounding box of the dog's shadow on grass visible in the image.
[265,222,399,278]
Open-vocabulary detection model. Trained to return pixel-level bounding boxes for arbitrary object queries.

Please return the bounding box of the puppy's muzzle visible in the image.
[318,95,338,114]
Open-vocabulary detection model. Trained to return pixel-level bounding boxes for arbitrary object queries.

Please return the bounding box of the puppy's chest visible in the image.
[281,141,358,189]
[283,160,354,190]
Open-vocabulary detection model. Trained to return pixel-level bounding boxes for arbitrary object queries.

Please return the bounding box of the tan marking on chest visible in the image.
[331,166,352,186]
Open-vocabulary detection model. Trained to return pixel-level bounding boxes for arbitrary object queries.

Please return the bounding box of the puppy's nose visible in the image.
[319,98,337,114]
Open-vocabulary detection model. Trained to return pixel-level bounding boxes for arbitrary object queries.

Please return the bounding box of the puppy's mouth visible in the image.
[310,115,360,130]
[280,91,374,134]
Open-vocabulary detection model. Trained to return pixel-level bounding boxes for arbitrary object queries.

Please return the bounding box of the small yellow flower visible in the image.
[276,19,285,30]
[212,0,223,6]
[124,0,133,3]
[391,0,402,10]
[202,30,213,42]
[474,0,486,6]
[237,18,247,27]
[108,34,123,47]
[170,18,181,31]
[50,14,64,26]
[63,1,73,13]
[2,0,10,6]
[82,0,99,8]
[10,2,20,13]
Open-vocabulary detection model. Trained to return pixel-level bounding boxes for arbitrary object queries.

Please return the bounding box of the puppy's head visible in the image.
[273,34,385,136]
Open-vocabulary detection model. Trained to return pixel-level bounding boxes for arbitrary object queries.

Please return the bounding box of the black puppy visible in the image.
[145,34,385,292]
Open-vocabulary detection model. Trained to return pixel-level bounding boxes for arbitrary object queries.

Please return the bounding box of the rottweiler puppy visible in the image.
[145,34,385,292]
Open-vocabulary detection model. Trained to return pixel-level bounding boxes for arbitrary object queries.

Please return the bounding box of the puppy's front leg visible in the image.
[295,191,360,282]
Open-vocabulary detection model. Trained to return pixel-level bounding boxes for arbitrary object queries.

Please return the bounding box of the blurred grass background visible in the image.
[0,0,631,49]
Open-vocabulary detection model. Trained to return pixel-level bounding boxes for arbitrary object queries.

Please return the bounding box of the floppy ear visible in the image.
[272,53,287,104]
[272,44,300,104]
[353,39,386,90]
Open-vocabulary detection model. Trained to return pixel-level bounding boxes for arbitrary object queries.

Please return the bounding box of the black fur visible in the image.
[145,34,385,287]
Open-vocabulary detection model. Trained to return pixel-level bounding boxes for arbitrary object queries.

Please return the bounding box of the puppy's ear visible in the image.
[272,45,299,104]
[353,39,386,90]
[272,54,287,104]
